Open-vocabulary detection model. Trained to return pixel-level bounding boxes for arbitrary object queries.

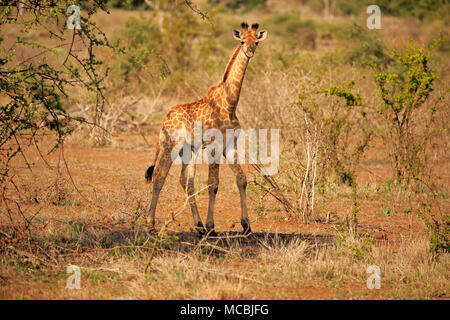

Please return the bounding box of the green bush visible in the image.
[416,201,449,259]
[112,17,167,91]
[373,39,437,183]
[333,0,449,21]
[221,0,267,11]
[344,22,391,67]
[110,0,148,10]
[268,13,317,49]
[290,80,372,186]
[0,1,113,181]
[110,4,206,93]
[318,81,372,185]
[297,0,449,21]
[375,0,450,21]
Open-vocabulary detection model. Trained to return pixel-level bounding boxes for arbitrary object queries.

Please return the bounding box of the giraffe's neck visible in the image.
[222,44,249,111]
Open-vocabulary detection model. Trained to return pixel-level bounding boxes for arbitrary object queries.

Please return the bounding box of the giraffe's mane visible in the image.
[222,44,242,83]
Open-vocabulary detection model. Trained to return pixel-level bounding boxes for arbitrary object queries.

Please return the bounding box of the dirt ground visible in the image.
[0,130,448,300]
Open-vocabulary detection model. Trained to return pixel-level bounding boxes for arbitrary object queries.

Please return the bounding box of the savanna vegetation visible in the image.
[0,0,448,299]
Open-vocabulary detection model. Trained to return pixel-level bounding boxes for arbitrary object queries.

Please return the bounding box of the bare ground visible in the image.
[0,132,448,300]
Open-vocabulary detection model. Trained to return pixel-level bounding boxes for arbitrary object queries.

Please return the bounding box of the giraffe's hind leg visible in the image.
[147,146,173,230]
[180,149,205,234]
[205,163,219,236]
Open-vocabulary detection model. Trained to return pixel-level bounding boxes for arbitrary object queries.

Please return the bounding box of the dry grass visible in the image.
[1,2,449,300]
[1,226,448,299]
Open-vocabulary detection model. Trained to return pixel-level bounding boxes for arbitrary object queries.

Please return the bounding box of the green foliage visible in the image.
[111,4,207,93]
[0,1,113,182]
[247,176,269,218]
[220,0,267,11]
[416,201,449,259]
[112,17,168,91]
[285,79,373,189]
[373,39,437,183]
[334,0,362,16]
[162,7,202,71]
[317,80,372,185]
[322,82,363,106]
[310,0,450,21]
[67,220,86,244]
[268,13,317,49]
[382,206,396,216]
[370,38,447,258]
[344,22,391,67]
[375,0,450,21]
[110,0,148,10]
[335,233,373,261]
[348,38,390,67]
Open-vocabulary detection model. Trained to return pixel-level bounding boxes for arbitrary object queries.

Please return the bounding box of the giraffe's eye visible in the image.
[255,42,259,46]
[240,41,244,45]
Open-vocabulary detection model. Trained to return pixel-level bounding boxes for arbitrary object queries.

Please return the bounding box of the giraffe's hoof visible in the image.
[241,231,252,237]
[205,223,216,237]
[206,229,217,237]
[241,227,252,237]
[241,219,252,236]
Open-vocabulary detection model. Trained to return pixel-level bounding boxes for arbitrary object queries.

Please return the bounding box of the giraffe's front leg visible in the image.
[180,150,205,235]
[226,147,251,235]
[205,163,220,236]
[231,164,251,235]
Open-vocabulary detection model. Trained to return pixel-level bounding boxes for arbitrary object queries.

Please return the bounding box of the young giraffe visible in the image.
[145,22,268,236]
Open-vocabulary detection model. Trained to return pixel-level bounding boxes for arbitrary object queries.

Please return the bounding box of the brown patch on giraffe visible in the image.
[222,44,242,83]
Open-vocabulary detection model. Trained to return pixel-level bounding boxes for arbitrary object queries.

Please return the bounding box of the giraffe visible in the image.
[145,22,268,236]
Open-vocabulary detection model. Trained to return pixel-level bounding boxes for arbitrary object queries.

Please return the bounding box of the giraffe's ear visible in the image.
[233,29,242,41]
[257,30,268,41]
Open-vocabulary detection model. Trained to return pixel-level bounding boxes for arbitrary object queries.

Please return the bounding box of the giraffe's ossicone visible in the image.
[145,22,268,236]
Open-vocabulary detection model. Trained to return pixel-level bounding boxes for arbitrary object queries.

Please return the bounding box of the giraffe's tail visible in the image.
[145,165,154,183]
[145,140,160,183]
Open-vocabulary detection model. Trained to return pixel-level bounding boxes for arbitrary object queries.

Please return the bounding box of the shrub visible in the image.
[268,13,317,50]
[112,17,167,92]
[110,0,148,10]
[323,0,450,21]
[221,0,267,11]
[0,1,113,182]
[344,22,391,67]
[0,0,115,253]
[317,81,372,186]
[110,4,207,94]
[373,39,437,183]
[416,201,449,259]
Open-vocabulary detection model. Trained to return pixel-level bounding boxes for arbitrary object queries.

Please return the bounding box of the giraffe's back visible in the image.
[161,82,241,141]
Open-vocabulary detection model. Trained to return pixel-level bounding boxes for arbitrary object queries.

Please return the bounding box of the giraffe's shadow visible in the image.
[81,225,336,257]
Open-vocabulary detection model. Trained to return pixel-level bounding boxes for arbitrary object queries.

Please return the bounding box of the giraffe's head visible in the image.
[233,22,267,59]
